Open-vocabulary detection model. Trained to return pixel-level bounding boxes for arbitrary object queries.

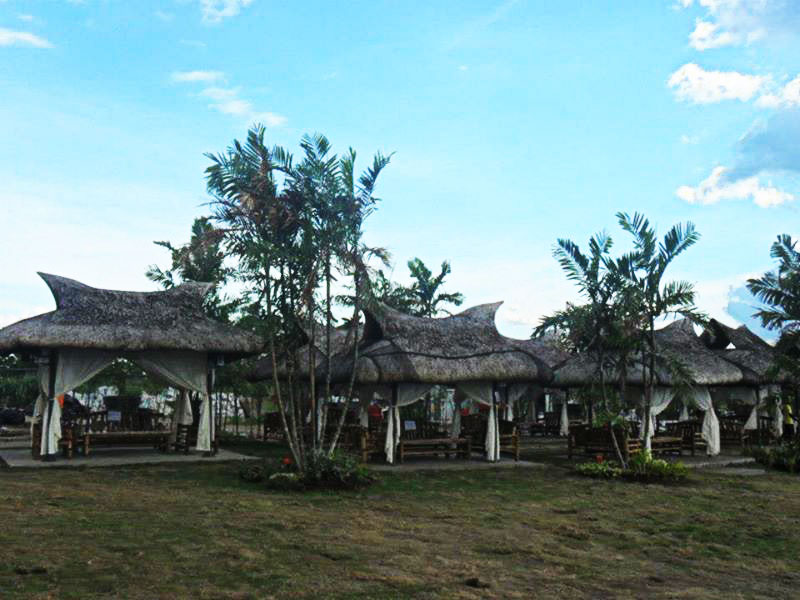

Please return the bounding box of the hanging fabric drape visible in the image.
[641,387,674,452]
[458,383,499,461]
[383,384,431,464]
[504,383,529,422]
[130,350,211,452]
[559,400,569,437]
[450,398,462,438]
[357,388,371,428]
[30,364,49,447]
[40,349,116,456]
[679,401,690,422]
[744,387,768,431]
[197,370,215,453]
[690,386,720,456]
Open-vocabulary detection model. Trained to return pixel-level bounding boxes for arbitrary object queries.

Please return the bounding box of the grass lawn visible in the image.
[2,447,800,599]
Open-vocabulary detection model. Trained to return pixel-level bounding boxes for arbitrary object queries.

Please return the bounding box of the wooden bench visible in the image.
[85,431,170,455]
[397,436,471,462]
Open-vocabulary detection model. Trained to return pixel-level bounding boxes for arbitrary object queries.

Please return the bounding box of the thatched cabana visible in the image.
[0,273,263,460]
[551,319,753,455]
[249,301,559,462]
[701,318,789,437]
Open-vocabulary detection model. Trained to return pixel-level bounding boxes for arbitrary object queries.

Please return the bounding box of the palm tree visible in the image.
[613,212,702,446]
[146,217,235,321]
[747,234,800,376]
[405,258,464,317]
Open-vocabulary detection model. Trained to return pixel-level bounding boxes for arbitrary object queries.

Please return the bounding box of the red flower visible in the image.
[282,456,292,466]
[595,454,604,464]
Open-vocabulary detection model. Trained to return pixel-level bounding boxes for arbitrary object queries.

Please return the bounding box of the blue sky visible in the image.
[1,0,799,339]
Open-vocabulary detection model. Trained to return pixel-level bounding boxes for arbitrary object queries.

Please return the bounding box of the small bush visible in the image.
[575,452,688,483]
[624,451,688,483]
[575,461,623,479]
[240,452,375,492]
[300,450,375,491]
[238,460,279,483]
[750,441,800,473]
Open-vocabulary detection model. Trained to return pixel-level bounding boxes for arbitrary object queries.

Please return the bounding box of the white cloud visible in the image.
[17,14,34,22]
[0,27,53,48]
[680,133,700,144]
[689,18,736,49]
[458,65,468,71]
[180,39,207,49]
[680,0,800,50]
[251,112,288,127]
[211,98,253,116]
[200,0,254,24]
[155,10,174,22]
[196,86,287,125]
[199,86,239,100]
[668,63,767,104]
[171,70,225,83]
[676,165,793,207]
[755,74,800,108]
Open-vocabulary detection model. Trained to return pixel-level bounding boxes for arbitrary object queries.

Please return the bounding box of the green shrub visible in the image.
[238,460,274,483]
[575,461,622,479]
[300,450,375,491]
[575,452,688,483]
[624,451,688,483]
[750,441,800,473]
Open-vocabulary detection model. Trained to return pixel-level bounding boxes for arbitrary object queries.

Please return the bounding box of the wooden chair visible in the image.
[498,419,519,461]
[173,424,191,454]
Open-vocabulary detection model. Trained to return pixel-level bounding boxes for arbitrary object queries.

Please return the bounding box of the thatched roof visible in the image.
[654,318,747,385]
[701,319,789,384]
[0,273,263,358]
[552,318,746,388]
[249,302,560,385]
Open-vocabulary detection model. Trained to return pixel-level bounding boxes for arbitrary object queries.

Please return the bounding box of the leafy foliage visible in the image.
[575,452,689,483]
[747,234,800,377]
[750,441,800,474]
[146,217,238,322]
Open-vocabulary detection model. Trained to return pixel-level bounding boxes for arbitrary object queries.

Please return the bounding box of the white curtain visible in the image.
[30,364,49,446]
[130,350,211,451]
[357,388,371,428]
[384,384,431,464]
[641,387,674,452]
[744,387,767,431]
[559,401,569,437]
[450,398,462,438]
[458,383,499,461]
[40,349,116,456]
[679,401,690,421]
[691,386,720,456]
[504,383,529,422]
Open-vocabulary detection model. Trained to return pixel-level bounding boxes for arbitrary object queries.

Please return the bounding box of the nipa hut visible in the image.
[250,301,560,462]
[0,273,263,460]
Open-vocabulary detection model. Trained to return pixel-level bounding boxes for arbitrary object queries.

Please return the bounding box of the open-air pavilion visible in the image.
[550,317,794,461]
[0,273,263,461]
[249,301,567,463]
